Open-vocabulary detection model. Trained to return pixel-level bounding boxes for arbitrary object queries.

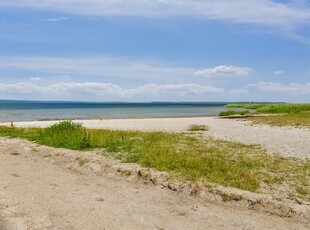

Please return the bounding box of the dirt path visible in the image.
[0,138,309,230]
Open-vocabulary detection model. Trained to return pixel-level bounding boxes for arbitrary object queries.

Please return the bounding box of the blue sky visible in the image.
[0,0,310,102]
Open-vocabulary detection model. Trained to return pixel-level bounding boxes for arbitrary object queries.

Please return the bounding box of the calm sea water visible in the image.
[0,101,228,122]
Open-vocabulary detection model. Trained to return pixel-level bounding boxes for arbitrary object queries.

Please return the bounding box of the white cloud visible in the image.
[274,70,285,75]
[0,82,224,98]
[46,17,68,22]
[195,65,251,78]
[29,77,41,81]
[248,81,310,94]
[0,1,309,28]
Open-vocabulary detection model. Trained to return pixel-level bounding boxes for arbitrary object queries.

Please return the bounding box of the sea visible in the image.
[0,101,231,122]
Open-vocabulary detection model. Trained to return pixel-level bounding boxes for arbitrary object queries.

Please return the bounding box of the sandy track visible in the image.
[0,138,309,230]
[8,117,310,158]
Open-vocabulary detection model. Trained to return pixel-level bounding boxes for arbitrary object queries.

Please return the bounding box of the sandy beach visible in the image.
[0,117,309,229]
[6,116,310,158]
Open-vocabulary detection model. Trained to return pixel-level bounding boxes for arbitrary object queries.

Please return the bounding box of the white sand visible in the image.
[4,117,310,158]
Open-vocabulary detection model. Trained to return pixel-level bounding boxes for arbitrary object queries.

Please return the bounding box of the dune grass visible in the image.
[187,124,209,131]
[223,103,310,127]
[246,113,310,128]
[0,121,309,199]
[256,104,310,114]
[224,104,266,110]
[219,110,250,117]
[225,103,310,114]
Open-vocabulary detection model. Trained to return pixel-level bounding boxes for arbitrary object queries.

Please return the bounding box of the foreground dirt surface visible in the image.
[0,138,309,230]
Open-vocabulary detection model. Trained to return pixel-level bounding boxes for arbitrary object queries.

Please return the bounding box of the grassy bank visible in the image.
[246,113,310,128]
[221,103,310,127]
[0,121,309,200]
[224,103,310,114]
[224,104,266,110]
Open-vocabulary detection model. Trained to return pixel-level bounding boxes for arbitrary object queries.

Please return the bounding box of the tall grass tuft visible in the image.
[37,120,91,150]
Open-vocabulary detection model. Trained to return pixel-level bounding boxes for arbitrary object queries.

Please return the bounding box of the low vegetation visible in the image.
[224,104,266,110]
[222,103,310,127]
[256,104,310,114]
[219,110,250,117]
[188,124,209,131]
[246,113,310,128]
[0,121,309,200]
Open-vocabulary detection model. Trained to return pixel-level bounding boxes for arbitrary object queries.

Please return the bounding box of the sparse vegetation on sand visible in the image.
[0,121,309,200]
[187,124,209,131]
[246,113,310,128]
[222,103,310,127]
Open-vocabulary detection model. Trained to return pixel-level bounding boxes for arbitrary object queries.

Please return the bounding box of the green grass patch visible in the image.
[225,103,310,114]
[225,104,266,110]
[256,104,310,114]
[188,124,209,131]
[219,110,250,117]
[223,104,310,127]
[0,121,309,199]
[38,121,91,150]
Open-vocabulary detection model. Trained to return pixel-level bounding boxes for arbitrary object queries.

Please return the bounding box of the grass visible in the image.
[188,124,209,131]
[219,110,250,117]
[225,104,266,110]
[223,103,310,127]
[224,103,310,114]
[38,121,91,150]
[246,113,310,128]
[0,121,309,200]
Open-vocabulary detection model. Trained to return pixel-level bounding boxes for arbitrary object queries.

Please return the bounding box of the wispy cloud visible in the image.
[0,80,309,101]
[46,16,68,22]
[0,1,309,28]
[0,82,224,99]
[0,56,195,82]
[29,77,41,81]
[274,70,285,75]
[195,65,251,78]
[247,81,310,94]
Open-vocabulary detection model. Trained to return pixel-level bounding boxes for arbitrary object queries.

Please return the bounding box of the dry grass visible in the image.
[245,113,310,128]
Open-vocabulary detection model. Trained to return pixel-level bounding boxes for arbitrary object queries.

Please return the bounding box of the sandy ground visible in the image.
[0,137,309,230]
[7,117,310,158]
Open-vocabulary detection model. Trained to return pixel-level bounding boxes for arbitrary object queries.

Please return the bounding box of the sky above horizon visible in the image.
[0,0,310,102]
